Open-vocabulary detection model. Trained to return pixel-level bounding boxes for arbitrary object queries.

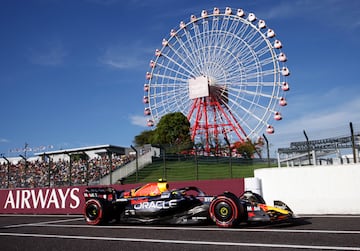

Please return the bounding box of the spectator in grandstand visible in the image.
[0,153,135,189]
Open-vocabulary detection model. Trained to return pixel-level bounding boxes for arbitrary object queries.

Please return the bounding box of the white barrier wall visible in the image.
[253,164,360,214]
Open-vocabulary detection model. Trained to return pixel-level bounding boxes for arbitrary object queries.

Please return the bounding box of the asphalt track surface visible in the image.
[0,215,360,251]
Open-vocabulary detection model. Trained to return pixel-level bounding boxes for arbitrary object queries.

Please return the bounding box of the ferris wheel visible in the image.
[143,7,290,151]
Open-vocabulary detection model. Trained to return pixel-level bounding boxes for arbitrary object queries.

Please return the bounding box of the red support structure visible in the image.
[187,95,247,154]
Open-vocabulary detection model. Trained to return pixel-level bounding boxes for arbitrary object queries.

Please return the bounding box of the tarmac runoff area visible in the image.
[0,214,360,250]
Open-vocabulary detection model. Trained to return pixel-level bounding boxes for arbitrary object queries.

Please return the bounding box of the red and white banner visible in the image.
[0,187,86,214]
[0,179,244,214]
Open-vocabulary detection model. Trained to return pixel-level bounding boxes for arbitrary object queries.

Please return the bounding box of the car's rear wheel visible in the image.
[84,199,105,225]
[209,193,242,228]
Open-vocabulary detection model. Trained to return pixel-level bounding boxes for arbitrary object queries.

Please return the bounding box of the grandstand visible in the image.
[0,144,156,189]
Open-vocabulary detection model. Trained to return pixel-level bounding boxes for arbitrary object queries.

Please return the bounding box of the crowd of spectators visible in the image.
[0,154,135,189]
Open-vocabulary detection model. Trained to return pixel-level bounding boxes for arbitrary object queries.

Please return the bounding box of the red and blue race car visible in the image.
[83,180,294,228]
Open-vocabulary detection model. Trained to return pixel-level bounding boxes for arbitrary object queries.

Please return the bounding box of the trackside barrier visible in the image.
[0,178,244,214]
[244,177,262,196]
[254,164,360,214]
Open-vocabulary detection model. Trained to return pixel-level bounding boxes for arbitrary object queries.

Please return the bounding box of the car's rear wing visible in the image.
[84,187,124,201]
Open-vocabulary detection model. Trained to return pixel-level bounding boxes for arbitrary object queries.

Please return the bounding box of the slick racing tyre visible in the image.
[84,199,105,225]
[209,193,242,228]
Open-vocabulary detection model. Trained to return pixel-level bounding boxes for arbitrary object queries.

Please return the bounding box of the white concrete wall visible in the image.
[253,164,360,215]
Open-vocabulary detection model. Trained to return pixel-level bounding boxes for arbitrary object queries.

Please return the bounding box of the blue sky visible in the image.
[0,0,359,157]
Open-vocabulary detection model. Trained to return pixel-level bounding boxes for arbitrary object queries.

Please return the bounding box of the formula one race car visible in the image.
[83,180,294,228]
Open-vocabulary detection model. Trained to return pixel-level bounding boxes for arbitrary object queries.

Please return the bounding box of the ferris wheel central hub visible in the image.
[188,75,221,100]
[188,75,210,100]
[207,77,217,86]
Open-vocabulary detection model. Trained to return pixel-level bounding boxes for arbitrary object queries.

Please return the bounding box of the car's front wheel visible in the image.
[209,193,242,228]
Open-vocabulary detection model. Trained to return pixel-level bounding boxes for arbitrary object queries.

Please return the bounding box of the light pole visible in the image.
[130,145,139,183]
[1,154,10,188]
[350,122,357,163]
[303,130,311,165]
[106,150,113,185]
[45,154,52,187]
[263,134,270,168]
[19,154,27,187]
[223,136,233,178]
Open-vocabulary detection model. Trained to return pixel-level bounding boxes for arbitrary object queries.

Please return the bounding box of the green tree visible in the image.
[234,138,264,159]
[152,112,193,153]
[133,130,156,146]
[235,140,256,159]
